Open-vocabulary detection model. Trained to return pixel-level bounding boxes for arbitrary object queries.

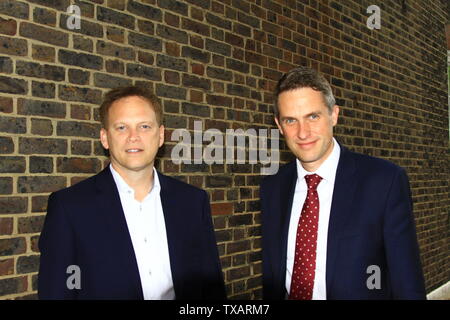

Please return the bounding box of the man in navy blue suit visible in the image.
[38,86,226,300]
[260,67,426,300]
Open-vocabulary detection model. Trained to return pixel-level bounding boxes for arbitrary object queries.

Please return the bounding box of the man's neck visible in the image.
[111,163,154,202]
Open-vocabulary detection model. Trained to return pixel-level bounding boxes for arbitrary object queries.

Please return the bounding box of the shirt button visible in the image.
[144,237,147,243]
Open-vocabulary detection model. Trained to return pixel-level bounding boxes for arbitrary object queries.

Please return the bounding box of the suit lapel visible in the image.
[326,145,357,295]
[93,167,143,298]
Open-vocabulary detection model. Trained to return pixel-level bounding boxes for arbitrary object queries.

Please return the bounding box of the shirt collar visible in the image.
[109,164,161,196]
[296,137,341,182]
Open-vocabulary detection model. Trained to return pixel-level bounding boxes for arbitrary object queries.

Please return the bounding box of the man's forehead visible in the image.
[108,104,157,122]
[278,101,327,113]
[111,95,153,106]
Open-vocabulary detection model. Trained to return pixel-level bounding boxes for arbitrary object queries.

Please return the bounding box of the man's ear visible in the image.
[274,117,284,136]
[158,125,165,147]
[331,105,340,127]
[100,128,109,150]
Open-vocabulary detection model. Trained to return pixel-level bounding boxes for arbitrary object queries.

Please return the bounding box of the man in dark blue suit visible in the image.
[38,86,226,300]
[260,67,426,300]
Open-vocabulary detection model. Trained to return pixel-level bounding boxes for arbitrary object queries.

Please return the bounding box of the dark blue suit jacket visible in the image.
[38,167,226,300]
[260,144,426,299]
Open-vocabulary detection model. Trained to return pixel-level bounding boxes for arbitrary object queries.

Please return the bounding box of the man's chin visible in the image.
[111,161,155,174]
[296,156,319,164]
[290,149,319,163]
[292,151,322,167]
[128,163,154,172]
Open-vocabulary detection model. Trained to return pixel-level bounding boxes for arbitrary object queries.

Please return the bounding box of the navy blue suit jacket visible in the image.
[38,167,226,300]
[260,144,426,299]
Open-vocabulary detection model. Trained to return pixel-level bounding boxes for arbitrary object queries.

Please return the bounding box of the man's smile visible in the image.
[296,140,318,149]
[126,148,143,153]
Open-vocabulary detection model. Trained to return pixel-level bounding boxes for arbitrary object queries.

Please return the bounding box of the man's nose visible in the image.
[127,128,140,142]
[297,122,311,140]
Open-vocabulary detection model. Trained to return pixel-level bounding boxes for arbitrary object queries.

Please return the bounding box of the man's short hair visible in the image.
[99,86,163,128]
[274,66,336,118]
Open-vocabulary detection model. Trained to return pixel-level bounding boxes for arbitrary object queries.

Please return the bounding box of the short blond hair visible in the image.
[99,86,163,128]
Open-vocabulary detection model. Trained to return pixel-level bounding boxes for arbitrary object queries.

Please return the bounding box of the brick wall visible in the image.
[0,0,449,299]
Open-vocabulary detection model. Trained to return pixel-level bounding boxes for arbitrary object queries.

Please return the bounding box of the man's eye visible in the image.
[141,124,151,129]
[284,119,296,124]
[309,114,319,120]
[116,125,126,131]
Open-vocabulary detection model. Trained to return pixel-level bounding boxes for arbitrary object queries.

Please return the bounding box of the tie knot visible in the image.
[305,174,322,190]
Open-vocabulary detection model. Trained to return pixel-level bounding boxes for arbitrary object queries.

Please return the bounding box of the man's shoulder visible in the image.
[157,171,207,197]
[344,147,404,174]
[50,169,104,200]
[261,160,296,186]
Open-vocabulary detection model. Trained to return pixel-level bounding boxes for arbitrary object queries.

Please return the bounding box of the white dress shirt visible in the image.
[286,138,341,300]
[110,165,175,300]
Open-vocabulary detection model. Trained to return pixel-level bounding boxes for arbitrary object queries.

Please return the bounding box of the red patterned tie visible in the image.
[289,174,322,300]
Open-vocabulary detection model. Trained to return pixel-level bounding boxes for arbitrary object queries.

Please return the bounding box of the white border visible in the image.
[427,281,450,300]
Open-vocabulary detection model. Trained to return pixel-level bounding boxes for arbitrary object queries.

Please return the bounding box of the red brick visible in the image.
[0,218,13,235]
[0,97,13,113]
[0,17,16,36]
[0,258,14,276]
[32,45,55,63]
[211,202,233,215]
[191,63,204,75]
[165,42,180,57]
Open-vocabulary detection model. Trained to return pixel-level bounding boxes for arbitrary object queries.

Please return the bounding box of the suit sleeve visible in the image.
[260,179,274,300]
[38,192,77,299]
[383,168,426,299]
[200,190,227,299]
